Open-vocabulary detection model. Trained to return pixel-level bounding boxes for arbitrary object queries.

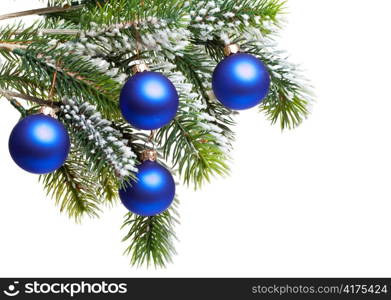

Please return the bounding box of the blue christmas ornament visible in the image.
[212,52,271,110]
[119,154,175,217]
[9,114,70,174]
[120,70,179,130]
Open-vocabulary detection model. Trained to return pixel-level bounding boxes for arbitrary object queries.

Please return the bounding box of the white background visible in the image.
[0,0,390,277]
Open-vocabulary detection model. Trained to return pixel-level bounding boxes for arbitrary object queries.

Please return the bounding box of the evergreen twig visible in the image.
[40,150,102,222]
[0,43,28,51]
[0,89,56,107]
[122,198,179,268]
[5,97,27,116]
[0,5,83,21]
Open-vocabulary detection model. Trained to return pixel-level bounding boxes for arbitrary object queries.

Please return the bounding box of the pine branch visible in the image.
[59,97,138,186]
[122,198,179,268]
[5,97,27,116]
[12,44,121,118]
[0,60,54,107]
[188,0,284,45]
[174,47,217,106]
[241,36,314,129]
[0,20,83,43]
[158,110,231,189]
[173,46,236,130]
[57,15,191,78]
[0,5,83,21]
[40,150,102,222]
[0,89,56,107]
[0,43,27,51]
[110,122,151,159]
[188,21,313,130]
[16,28,82,35]
[80,0,187,27]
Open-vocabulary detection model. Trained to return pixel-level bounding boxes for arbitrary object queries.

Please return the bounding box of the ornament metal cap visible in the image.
[224,44,240,56]
[141,149,157,162]
[39,106,58,118]
[132,62,149,74]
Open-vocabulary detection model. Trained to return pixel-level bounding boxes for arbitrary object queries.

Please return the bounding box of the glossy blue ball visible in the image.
[8,114,70,174]
[119,161,175,217]
[212,53,271,110]
[120,71,179,130]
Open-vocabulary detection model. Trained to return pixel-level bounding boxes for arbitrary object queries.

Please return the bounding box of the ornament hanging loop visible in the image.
[39,106,58,118]
[148,130,156,143]
[141,149,157,162]
[146,129,157,149]
[142,130,157,156]
[132,62,149,74]
[224,44,240,56]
